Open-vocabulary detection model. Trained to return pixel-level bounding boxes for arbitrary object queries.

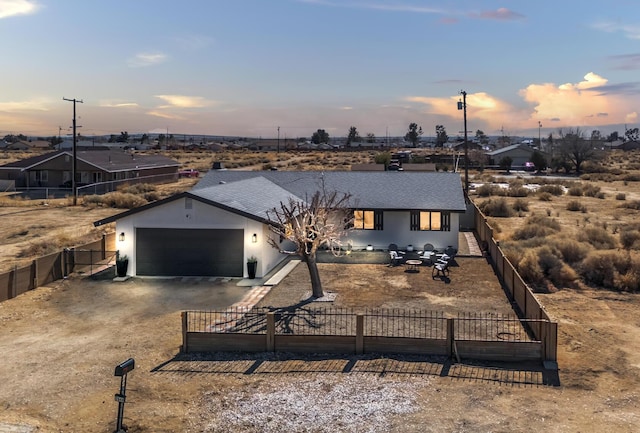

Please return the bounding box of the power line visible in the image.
[63,97,84,206]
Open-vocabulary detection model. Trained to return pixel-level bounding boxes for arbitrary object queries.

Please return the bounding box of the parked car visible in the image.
[178,169,199,178]
[524,162,535,172]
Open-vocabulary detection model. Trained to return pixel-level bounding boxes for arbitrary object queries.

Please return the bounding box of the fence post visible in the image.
[181,312,188,353]
[543,321,558,362]
[355,314,364,355]
[31,259,38,290]
[266,313,275,352]
[101,234,107,260]
[446,318,454,358]
[10,266,17,299]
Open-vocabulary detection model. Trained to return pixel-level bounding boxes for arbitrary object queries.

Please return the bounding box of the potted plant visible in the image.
[246,255,257,279]
[116,252,129,277]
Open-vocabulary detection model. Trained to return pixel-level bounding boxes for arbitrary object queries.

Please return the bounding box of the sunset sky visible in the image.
[1,0,639,140]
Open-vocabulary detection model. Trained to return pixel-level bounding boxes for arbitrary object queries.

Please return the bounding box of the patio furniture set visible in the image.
[387,243,457,279]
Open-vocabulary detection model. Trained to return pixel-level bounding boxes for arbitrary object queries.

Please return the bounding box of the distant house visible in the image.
[0,149,179,189]
[621,140,640,151]
[94,170,467,279]
[486,143,546,167]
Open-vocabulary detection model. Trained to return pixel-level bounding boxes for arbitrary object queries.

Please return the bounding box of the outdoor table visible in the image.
[404,259,422,273]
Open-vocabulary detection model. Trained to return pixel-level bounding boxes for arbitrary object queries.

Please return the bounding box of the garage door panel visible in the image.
[136,228,243,276]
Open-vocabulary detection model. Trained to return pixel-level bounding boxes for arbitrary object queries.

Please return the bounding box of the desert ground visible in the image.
[0,260,638,432]
[1,149,639,432]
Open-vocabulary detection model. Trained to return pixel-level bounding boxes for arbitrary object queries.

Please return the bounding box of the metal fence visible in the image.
[185,308,523,341]
[182,307,553,361]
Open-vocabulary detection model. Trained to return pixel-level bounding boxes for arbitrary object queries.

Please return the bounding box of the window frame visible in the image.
[410,210,451,231]
[353,209,383,231]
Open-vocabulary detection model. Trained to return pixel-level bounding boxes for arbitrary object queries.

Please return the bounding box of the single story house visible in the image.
[94,171,467,279]
[0,149,179,189]
[486,143,545,167]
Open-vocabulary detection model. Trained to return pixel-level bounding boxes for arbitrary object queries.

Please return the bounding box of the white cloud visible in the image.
[154,94,215,109]
[99,100,139,108]
[0,0,38,19]
[593,22,640,40]
[0,98,49,111]
[127,52,168,68]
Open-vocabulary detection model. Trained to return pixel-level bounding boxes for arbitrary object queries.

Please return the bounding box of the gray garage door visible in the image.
[136,228,243,277]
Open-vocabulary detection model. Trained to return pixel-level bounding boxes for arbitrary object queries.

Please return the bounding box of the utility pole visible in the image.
[277,126,280,153]
[457,90,469,195]
[63,97,83,205]
[538,121,542,150]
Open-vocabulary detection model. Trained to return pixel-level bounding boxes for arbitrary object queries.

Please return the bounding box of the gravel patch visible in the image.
[201,375,427,432]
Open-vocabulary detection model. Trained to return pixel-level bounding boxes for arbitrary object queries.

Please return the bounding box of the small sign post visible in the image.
[113,358,135,433]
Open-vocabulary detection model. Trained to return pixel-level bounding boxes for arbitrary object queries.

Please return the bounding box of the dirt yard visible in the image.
[0,259,639,432]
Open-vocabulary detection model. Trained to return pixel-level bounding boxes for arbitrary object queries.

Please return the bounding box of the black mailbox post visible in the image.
[114,358,135,433]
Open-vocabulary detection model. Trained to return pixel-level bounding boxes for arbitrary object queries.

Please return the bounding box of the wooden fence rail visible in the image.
[0,232,116,303]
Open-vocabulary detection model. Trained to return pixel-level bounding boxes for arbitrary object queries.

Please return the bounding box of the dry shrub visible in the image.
[549,263,580,288]
[620,229,640,250]
[538,184,564,196]
[547,237,590,264]
[512,199,529,212]
[582,183,601,197]
[538,192,553,201]
[622,173,640,182]
[567,186,583,196]
[476,184,500,197]
[616,193,626,200]
[580,251,639,291]
[507,186,530,197]
[83,192,147,209]
[619,200,640,210]
[512,215,561,240]
[478,198,513,217]
[566,200,586,212]
[117,183,157,194]
[516,249,544,285]
[577,227,617,249]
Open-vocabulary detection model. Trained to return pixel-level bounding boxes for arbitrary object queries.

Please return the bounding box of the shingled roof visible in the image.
[0,150,179,172]
[95,170,466,227]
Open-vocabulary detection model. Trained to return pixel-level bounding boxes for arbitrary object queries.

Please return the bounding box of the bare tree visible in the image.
[557,127,596,174]
[267,187,353,298]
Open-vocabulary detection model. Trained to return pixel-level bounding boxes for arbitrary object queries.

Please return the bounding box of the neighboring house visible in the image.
[621,140,640,151]
[486,143,545,167]
[94,171,467,279]
[0,149,179,189]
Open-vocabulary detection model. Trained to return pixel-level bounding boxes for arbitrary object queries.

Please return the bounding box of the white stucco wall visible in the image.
[113,197,288,278]
[344,211,460,252]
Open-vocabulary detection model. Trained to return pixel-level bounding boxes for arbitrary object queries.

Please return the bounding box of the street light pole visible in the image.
[458,91,469,195]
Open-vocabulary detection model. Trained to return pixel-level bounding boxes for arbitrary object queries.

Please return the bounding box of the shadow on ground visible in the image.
[151,351,560,387]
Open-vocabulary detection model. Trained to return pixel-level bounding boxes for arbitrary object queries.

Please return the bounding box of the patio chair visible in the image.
[432,255,451,279]
[419,243,436,264]
[388,250,404,267]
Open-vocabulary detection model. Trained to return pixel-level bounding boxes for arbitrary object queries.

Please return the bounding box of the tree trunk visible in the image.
[305,256,324,298]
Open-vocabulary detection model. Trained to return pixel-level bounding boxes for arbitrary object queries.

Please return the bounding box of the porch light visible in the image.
[119,232,125,242]
[252,233,257,243]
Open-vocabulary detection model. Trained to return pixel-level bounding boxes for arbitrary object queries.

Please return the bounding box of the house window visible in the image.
[410,211,450,231]
[40,170,48,182]
[354,210,383,230]
[92,172,102,183]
